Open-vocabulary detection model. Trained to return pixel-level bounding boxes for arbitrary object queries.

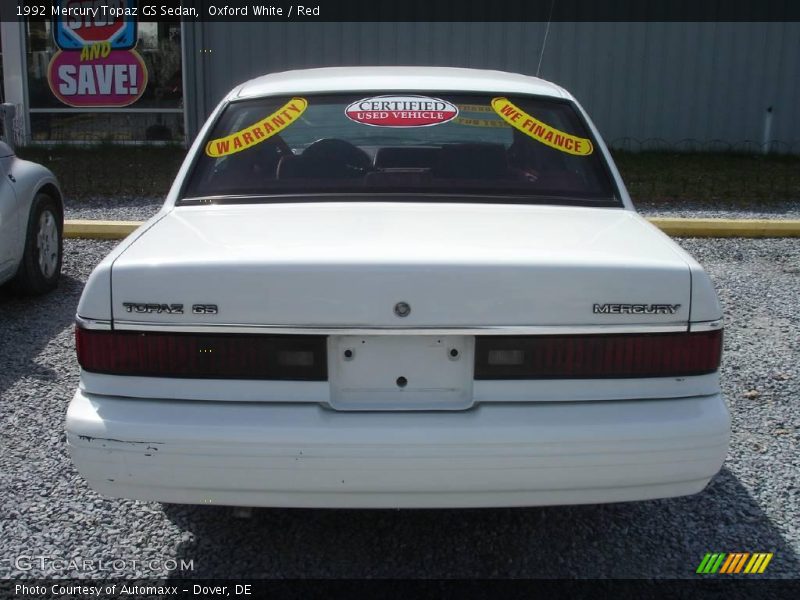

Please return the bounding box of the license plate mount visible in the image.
[328,335,474,410]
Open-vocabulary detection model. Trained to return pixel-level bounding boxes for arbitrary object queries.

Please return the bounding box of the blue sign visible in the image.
[53,0,138,50]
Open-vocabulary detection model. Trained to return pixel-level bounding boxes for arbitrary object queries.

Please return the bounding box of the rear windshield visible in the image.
[181,93,619,206]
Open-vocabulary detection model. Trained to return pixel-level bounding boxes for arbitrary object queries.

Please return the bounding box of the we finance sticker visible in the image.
[205,98,308,158]
[491,97,594,156]
[345,95,458,127]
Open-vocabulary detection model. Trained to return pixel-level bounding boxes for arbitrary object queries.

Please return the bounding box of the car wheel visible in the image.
[11,192,63,295]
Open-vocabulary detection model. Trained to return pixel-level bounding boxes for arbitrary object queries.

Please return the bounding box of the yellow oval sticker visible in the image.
[491,97,593,156]
[205,97,308,158]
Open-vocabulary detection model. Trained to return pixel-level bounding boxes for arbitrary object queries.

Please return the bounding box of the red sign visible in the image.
[47,49,147,108]
[62,0,127,45]
[345,95,459,127]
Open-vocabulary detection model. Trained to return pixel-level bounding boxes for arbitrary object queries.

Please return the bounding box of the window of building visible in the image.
[25,20,183,143]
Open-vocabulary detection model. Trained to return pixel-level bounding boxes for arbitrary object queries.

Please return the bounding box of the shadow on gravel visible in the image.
[0,274,82,398]
[163,467,798,578]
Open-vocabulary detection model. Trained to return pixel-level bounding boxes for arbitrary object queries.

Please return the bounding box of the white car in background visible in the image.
[0,141,63,294]
[67,67,729,508]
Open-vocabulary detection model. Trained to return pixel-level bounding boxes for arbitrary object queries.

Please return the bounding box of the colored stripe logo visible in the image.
[697,552,773,574]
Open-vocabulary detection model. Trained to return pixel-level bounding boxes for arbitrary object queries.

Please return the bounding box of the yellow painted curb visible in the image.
[648,217,800,237]
[65,220,141,239]
[65,217,800,240]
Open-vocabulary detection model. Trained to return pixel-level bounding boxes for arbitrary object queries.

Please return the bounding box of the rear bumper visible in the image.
[66,390,729,508]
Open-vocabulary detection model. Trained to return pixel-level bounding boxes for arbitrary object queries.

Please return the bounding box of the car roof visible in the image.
[234,66,570,101]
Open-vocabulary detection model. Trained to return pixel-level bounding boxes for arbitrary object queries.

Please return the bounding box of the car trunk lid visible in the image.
[109,202,692,328]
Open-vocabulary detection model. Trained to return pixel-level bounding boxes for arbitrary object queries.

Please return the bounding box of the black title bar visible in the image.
[7,0,800,23]
[2,579,800,600]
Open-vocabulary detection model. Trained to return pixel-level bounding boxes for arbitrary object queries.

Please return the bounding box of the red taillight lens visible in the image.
[475,330,722,379]
[75,327,327,380]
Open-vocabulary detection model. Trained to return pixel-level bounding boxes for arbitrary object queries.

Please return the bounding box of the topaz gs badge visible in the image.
[345,95,458,127]
[192,304,218,315]
[122,302,184,314]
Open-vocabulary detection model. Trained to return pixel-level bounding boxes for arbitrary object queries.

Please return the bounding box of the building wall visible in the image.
[183,21,800,150]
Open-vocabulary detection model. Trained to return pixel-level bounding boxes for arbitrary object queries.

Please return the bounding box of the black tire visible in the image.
[11,192,63,295]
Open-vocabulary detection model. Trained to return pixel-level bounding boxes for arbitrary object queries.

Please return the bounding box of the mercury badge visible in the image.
[593,303,681,315]
[394,302,411,318]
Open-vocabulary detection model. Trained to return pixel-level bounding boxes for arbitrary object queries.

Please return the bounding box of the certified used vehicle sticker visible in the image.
[491,97,594,156]
[345,95,458,127]
[205,97,308,157]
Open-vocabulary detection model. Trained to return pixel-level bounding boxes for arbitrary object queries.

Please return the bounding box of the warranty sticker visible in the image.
[455,116,508,128]
[456,103,495,114]
[455,103,507,128]
[205,97,308,157]
[491,97,593,156]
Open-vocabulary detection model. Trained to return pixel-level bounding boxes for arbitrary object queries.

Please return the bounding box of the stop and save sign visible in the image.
[47,0,146,108]
[53,0,138,49]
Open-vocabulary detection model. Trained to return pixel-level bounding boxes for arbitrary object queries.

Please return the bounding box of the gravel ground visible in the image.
[64,197,163,222]
[63,196,800,222]
[0,237,798,580]
[636,199,800,220]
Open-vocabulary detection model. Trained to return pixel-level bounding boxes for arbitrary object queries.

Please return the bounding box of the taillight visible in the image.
[75,327,327,380]
[475,329,722,379]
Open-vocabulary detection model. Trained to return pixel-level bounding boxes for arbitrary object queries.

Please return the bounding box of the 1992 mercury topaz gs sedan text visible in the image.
[67,67,729,508]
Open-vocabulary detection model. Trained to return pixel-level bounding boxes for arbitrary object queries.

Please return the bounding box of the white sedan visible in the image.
[0,141,63,294]
[67,67,729,508]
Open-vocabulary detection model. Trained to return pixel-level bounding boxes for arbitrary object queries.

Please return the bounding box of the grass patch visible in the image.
[614,151,800,204]
[17,145,186,200]
[15,145,800,204]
